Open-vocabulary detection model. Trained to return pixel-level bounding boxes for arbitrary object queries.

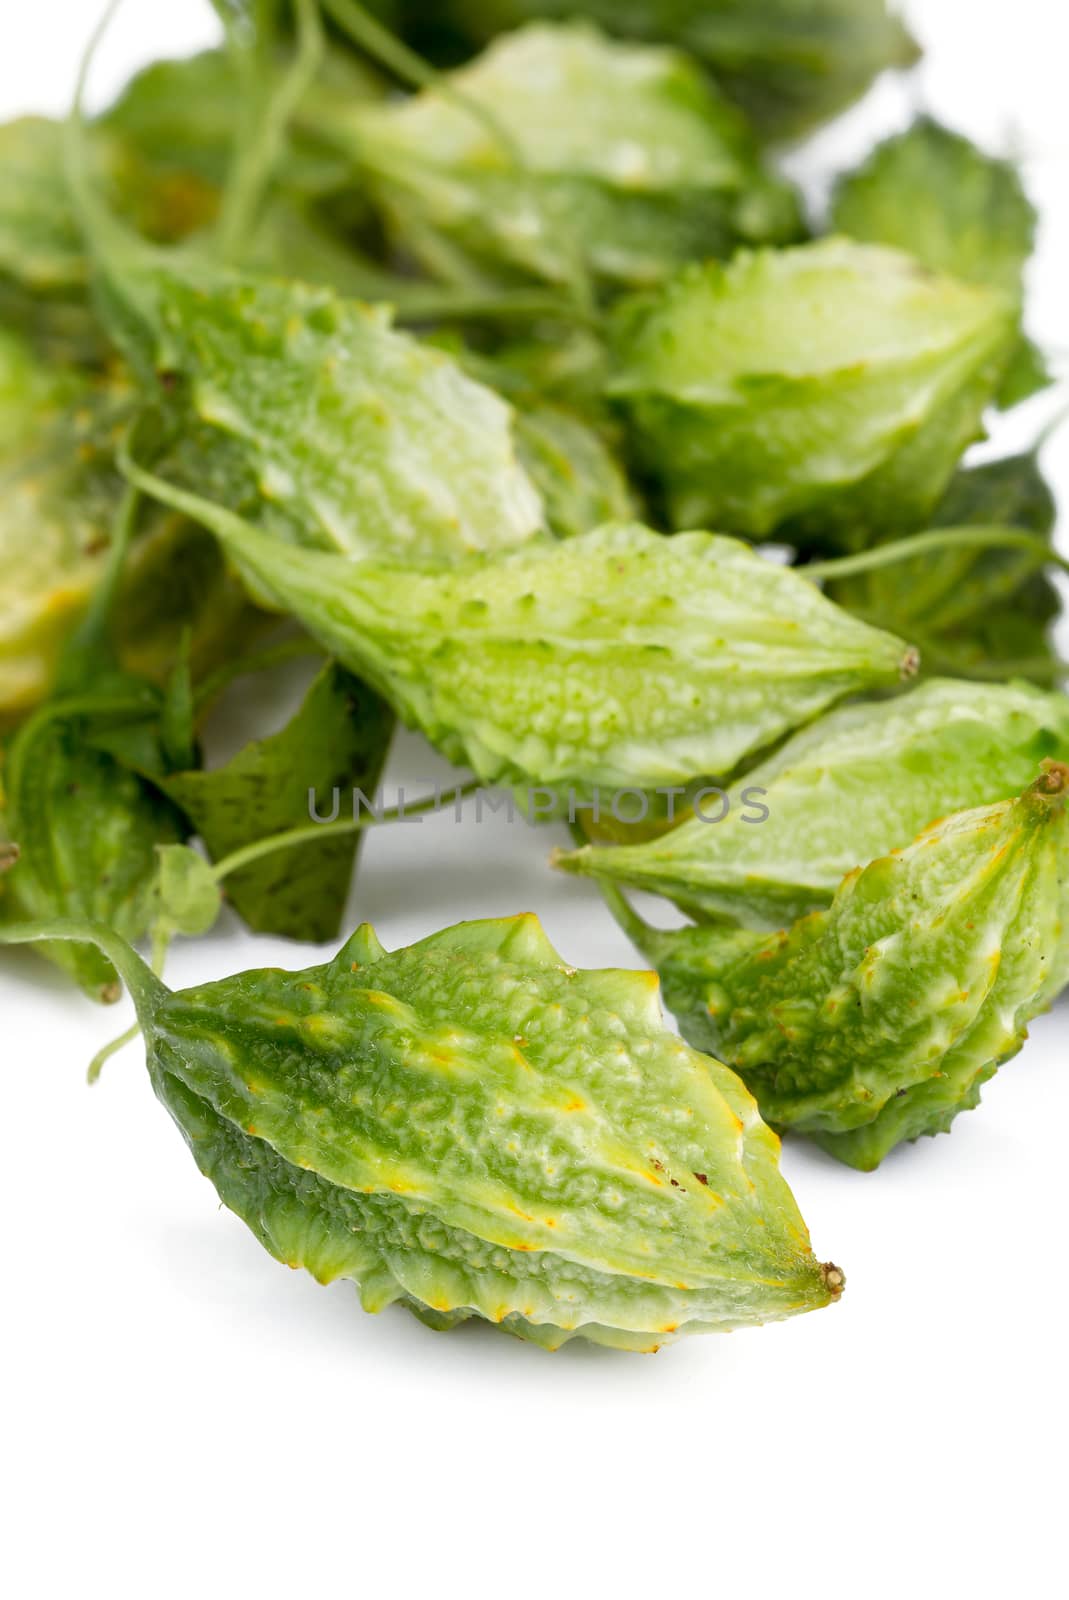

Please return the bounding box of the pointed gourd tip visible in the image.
[99,980,123,1006]
[900,646,921,679]
[821,1262,846,1300]
[0,842,19,874]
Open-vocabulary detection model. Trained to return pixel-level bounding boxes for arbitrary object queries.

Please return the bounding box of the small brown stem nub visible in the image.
[1034,760,1069,800]
[821,1263,847,1299]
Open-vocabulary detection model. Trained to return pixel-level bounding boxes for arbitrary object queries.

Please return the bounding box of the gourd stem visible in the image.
[64,0,139,263]
[0,921,166,1020]
[193,636,328,716]
[597,881,658,955]
[88,929,172,1083]
[806,525,1069,584]
[564,822,658,954]
[63,0,123,243]
[119,442,286,574]
[85,782,481,1079]
[209,781,479,883]
[320,0,596,314]
[321,0,523,163]
[215,0,324,263]
[119,447,397,672]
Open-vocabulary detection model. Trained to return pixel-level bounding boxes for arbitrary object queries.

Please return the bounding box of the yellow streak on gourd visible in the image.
[363,989,409,1015]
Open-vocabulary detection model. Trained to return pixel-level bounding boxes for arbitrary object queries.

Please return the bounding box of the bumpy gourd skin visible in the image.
[0,717,186,1001]
[155,916,841,1346]
[830,116,1046,407]
[91,253,544,568]
[610,239,1017,547]
[557,679,1069,927]
[405,1,920,143]
[0,914,842,1349]
[638,765,1069,1170]
[122,490,915,802]
[339,23,800,292]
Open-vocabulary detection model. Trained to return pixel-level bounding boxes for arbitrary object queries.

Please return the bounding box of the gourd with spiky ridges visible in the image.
[630,763,1069,1170]
[0,913,843,1349]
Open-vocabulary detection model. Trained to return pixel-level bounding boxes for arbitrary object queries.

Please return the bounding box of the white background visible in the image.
[2,3,1067,1596]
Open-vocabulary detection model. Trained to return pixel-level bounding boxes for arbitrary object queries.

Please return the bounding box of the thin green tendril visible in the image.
[215,0,325,262]
[63,0,129,252]
[86,781,479,1081]
[208,780,480,882]
[321,0,523,160]
[564,821,656,951]
[321,0,596,312]
[806,525,1069,584]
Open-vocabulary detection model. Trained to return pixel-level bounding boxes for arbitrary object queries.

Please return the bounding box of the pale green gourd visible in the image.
[610,238,1018,547]
[557,678,1069,927]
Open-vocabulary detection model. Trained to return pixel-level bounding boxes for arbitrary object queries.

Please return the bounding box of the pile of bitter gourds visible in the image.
[1,0,1066,1351]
